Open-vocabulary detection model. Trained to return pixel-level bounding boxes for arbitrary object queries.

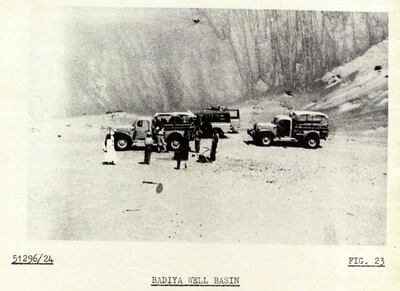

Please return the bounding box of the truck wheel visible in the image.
[259,133,273,146]
[305,135,320,149]
[167,136,182,151]
[114,136,131,151]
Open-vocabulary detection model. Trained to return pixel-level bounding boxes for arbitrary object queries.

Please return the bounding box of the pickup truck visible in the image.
[247,111,329,149]
[195,110,231,137]
[113,113,195,151]
[202,106,241,133]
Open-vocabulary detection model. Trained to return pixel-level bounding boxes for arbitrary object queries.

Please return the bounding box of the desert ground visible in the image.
[28,110,387,245]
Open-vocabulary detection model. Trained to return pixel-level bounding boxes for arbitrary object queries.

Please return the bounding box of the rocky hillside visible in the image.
[235,39,388,135]
[308,40,388,133]
[29,8,387,119]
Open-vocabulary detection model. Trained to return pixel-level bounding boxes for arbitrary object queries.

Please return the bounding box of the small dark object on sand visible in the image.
[156,183,163,193]
[123,209,140,213]
[143,181,164,193]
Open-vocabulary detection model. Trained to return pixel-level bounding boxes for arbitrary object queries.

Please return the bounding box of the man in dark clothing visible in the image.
[194,128,202,153]
[210,132,219,162]
[174,133,190,170]
[144,132,153,165]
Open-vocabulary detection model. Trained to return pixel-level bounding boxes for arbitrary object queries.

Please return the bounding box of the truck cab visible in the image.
[113,117,153,150]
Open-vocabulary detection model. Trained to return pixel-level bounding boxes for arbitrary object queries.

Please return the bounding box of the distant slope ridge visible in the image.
[309,39,388,131]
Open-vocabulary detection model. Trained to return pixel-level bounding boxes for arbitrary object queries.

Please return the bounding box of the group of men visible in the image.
[142,123,219,169]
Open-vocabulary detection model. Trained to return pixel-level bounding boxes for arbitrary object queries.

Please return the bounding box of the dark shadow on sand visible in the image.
[243,140,323,149]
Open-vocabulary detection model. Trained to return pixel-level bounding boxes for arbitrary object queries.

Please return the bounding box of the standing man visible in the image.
[210,131,219,162]
[103,127,117,165]
[181,132,190,169]
[144,132,153,165]
[156,125,167,152]
[174,132,190,170]
[194,128,202,153]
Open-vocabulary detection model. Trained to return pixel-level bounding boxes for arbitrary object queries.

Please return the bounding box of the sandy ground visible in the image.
[28,119,387,245]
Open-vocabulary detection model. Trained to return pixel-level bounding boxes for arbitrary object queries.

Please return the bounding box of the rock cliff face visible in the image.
[46,8,388,117]
[199,9,387,93]
[310,40,388,132]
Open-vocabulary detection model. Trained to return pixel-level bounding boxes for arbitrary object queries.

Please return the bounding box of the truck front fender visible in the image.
[113,132,133,142]
[257,130,276,138]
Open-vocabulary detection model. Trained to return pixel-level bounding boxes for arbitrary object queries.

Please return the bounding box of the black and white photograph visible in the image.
[27,6,389,245]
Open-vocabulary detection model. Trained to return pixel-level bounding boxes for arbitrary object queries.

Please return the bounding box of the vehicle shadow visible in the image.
[115,146,142,152]
[123,146,160,151]
[201,135,230,139]
[130,147,144,151]
[243,140,323,149]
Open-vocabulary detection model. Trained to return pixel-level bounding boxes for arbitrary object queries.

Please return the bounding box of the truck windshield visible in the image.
[272,117,278,124]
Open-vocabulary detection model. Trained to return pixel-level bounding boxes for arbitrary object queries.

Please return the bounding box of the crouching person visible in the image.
[144,132,153,165]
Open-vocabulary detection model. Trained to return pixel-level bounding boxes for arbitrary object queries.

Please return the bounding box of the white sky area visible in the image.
[64,6,195,25]
[30,7,67,120]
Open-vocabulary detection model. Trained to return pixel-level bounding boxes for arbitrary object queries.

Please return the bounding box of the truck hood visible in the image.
[114,125,134,132]
[256,122,276,129]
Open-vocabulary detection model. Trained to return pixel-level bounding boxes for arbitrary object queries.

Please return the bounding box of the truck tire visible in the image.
[114,135,132,151]
[305,134,320,149]
[258,132,273,147]
[167,135,182,151]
